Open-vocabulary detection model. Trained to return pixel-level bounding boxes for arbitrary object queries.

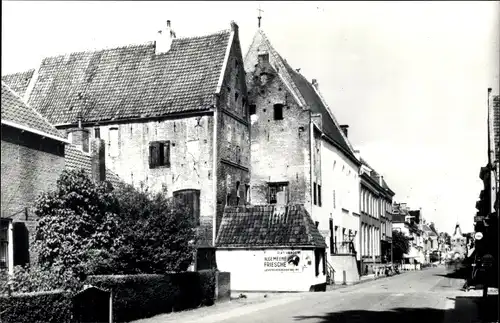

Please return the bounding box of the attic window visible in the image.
[258,53,269,65]
[273,104,283,120]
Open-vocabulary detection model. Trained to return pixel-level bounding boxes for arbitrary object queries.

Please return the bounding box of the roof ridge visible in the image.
[38,29,232,64]
[1,68,35,78]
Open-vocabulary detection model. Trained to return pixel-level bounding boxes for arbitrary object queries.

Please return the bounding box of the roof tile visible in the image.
[3,30,231,125]
[216,204,327,248]
[1,81,65,140]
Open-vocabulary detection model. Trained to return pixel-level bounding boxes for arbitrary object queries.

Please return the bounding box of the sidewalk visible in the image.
[131,293,302,323]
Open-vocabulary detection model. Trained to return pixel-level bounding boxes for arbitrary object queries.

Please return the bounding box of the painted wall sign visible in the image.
[263,250,304,272]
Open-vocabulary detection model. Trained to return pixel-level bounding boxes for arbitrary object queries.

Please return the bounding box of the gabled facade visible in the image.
[1,82,68,275]
[244,29,362,284]
[3,22,250,256]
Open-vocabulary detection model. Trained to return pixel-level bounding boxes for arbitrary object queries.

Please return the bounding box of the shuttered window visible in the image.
[329,219,334,255]
[149,141,170,169]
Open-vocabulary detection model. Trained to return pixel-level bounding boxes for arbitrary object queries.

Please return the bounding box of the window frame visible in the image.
[267,182,289,204]
[149,140,171,169]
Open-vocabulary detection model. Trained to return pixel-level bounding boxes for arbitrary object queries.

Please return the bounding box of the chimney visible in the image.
[311,79,319,90]
[90,138,106,182]
[68,113,90,153]
[340,125,349,138]
[155,20,176,54]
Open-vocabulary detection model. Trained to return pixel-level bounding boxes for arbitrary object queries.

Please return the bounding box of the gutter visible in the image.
[1,119,69,144]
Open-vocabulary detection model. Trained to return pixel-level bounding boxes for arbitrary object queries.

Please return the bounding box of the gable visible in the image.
[3,30,232,126]
[244,30,358,163]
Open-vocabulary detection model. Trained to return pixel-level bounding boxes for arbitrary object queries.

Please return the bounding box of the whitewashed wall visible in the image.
[216,249,326,292]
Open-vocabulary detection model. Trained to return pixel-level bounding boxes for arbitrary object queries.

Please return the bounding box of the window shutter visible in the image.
[149,144,155,168]
[163,141,170,167]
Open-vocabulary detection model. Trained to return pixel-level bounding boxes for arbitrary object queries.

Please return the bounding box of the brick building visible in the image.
[1,81,68,274]
[243,28,362,284]
[2,22,250,268]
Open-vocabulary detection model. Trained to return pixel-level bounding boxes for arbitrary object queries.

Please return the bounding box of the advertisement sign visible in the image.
[263,250,304,273]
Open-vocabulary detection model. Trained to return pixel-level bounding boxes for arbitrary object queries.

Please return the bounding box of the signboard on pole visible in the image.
[474,232,484,240]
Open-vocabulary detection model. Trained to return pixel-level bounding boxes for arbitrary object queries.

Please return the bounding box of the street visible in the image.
[135,267,499,323]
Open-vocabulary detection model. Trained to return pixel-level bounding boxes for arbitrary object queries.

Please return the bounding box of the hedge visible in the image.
[86,270,217,322]
[0,290,72,323]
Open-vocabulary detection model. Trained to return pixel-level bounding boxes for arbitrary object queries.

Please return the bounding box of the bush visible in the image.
[33,169,121,279]
[86,271,217,322]
[0,290,72,323]
[5,265,82,294]
[110,184,196,274]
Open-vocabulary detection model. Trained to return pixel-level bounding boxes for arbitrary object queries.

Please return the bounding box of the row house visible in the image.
[2,21,250,270]
[358,158,395,274]
[392,204,426,264]
[240,27,362,285]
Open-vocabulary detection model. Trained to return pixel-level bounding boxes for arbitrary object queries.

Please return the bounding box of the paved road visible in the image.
[136,267,498,323]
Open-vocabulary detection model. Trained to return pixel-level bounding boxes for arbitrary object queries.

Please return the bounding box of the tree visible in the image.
[392,230,410,263]
[34,169,121,279]
[110,183,196,274]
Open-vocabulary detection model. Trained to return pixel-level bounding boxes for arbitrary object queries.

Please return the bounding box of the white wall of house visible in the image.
[317,139,360,260]
[216,249,326,292]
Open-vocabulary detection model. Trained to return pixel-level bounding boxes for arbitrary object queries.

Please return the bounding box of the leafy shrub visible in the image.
[86,271,217,322]
[110,183,196,274]
[392,230,411,262]
[0,290,72,323]
[5,265,82,294]
[33,169,121,279]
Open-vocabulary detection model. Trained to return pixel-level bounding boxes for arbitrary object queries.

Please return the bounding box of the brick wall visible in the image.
[1,125,66,265]
[215,29,251,237]
[245,42,311,207]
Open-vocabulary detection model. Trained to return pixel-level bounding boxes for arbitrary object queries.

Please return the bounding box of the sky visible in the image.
[2,1,499,234]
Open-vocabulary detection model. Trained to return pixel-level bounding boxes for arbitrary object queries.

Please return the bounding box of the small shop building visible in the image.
[215,204,327,292]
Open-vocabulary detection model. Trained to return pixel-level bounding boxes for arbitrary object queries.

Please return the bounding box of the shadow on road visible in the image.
[293,295,498,323]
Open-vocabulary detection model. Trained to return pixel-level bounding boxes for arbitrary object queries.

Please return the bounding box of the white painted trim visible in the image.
[1,119,69,143]
[215,30,235,95]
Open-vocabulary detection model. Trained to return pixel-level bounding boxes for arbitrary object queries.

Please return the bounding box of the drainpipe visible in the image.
[212,98,219,248]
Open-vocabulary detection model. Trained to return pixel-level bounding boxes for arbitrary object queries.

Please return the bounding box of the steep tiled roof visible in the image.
[216,204,327,248]
[1,81,66,141]
[1,69,34,97]
[65,144,123,188]
[65,145,92,174]
[3,31,232,125]
[285,66,355,159]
